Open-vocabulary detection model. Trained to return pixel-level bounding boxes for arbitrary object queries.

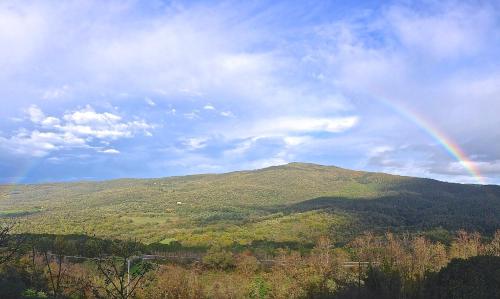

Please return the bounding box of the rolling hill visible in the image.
[1,162,499,247]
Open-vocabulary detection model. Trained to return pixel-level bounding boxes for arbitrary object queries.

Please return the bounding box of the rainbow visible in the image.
[380,99,485,184]
[3,100,486,186]
[4,159,40,185]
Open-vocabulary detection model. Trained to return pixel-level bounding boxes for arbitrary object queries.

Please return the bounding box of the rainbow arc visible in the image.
[380,99,485,184]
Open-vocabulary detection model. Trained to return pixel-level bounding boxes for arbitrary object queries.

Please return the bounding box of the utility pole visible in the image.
[358,261,361,298]
[127,258,130,298]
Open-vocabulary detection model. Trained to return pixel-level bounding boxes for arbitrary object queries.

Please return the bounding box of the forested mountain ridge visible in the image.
[1,162,499,246]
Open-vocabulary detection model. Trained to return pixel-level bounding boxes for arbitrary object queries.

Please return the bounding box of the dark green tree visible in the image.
[423,256,500,299]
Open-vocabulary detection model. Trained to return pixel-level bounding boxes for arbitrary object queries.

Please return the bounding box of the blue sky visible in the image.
[1,0,500,184]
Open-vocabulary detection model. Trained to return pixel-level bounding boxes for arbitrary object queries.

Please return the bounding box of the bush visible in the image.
[236,252,260,275]
[138,264,204,299]
[248,276,270,299]
[21,289,48,299]
[202,246,235,270]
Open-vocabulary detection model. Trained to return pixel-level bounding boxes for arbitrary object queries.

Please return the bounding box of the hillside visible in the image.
[1,162,499,247]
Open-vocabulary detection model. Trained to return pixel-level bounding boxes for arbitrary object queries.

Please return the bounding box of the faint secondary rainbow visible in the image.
[1,100,486,186]
[4,159,43,186]
[379,99,485,184]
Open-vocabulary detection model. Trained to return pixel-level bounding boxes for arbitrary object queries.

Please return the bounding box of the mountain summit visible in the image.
[1,163,499,245]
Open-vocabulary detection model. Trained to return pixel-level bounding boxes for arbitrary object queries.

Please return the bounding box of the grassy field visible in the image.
[1,162,499,247]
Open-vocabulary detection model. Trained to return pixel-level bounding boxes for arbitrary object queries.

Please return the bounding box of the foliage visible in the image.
[423,256,500,299]
[1,163,500,297]
[202,246,235,270]
[248,276,270,299]
[0,228,499,298]
[93,240,152,299]
[137,264,204,299]
[0,222,25,265]
[22,289,48,298]
[1,163,499,248]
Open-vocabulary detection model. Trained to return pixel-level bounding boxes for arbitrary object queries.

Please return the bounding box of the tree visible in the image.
[36,236,77,298]
[423,256,500,299]
[0,222,24,265]
[485,230,500,256]
[202,246,235,270]
[350,232,382,263]
[93,239,151,299]
[450,230,483,259]
[236,251,260,276]
[138,264,204,299]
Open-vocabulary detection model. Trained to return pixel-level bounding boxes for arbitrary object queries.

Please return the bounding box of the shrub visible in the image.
[202,246,235,270]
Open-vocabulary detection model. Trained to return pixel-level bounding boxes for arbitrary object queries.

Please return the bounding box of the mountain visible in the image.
[1,162,499,247]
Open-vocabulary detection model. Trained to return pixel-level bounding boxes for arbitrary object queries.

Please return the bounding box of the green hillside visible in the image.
[1,162,499,247]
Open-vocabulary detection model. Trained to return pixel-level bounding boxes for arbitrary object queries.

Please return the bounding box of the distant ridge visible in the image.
[1,162,488,186]
[1,162,499,245]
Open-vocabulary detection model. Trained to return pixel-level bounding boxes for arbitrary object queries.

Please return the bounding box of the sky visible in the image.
[1,0,500,184]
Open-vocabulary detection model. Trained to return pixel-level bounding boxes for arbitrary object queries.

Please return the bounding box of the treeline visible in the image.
[1,225,500,298]
[344,230,500,298]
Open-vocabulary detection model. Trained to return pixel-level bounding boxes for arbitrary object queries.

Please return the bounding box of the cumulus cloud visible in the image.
[55,106,152,139]
[299,1,500,182]
[26,105,45,123]
[0,130,86,157]
[0,105,153,157]
[40,117,60,127]
[1,0,500,183]
[63,106,121,125]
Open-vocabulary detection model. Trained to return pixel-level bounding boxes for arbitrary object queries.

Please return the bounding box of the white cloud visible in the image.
[2,105,153,157]
[1,1,500,183]
[183,137,208,150]
[25,105,62,127]
[40,117,60,127]
[145,97,156,107]
[223,138,256,157]
[369,146,393,156]
[42,85,69,100]
[78,8,280,102]
[443,160,500,178]
[99,148,120,154]
[220,111,235,118]
[386,4,495,59]
[63,105,122,125]
[183,111,199,120]
[283,136,311,147]
[245,157,289,170]
[252,116,358,136]
[26,105,45,123]
[57,105,153,139]
[214,116,358,163]
[0,130,86,157]
[0,3,47,74]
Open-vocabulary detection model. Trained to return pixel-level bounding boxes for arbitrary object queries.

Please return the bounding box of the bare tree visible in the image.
[0,222,25,265]
[93,240,152,299]
[36,236,77,298]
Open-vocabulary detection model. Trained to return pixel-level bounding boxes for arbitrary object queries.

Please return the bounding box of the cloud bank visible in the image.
[1,0,499,184]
